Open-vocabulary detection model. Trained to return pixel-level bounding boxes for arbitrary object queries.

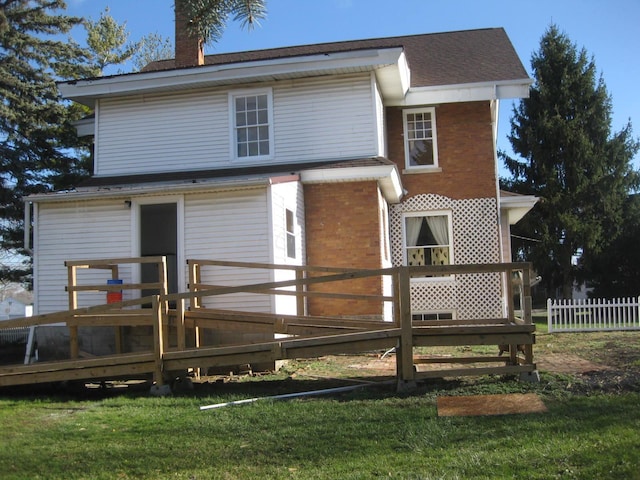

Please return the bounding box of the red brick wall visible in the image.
[386,101,498,200]
[304,181,385,317]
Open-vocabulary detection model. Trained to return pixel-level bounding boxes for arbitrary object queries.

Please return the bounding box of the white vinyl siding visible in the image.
[95,73,378,176]
[374,79,386,157]
[97,91,229,176]
[269,181,305,316]
[183,189,272,312]
[34,201,132,314]
[274,74,377,161]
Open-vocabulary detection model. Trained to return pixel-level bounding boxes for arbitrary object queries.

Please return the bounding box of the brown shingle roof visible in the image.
[144,28,528,87]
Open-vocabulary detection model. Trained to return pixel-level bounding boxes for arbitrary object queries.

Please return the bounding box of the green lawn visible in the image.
[1,329,639,479]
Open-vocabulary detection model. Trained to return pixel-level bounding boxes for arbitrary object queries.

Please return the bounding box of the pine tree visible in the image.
[0,0,92,285]
[500,24,640,298]
[84,7,140,75]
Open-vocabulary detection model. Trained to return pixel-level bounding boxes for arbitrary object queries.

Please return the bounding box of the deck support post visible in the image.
[396,267,415,390]
[152,295,165,386]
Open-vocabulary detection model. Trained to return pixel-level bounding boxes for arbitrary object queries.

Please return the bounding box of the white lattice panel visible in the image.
[390,194,503,319]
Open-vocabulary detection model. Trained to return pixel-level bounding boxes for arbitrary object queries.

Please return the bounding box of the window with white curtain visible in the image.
[403,212,453,269]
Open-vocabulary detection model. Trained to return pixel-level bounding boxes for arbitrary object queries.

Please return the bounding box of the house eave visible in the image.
[26,176,273,204]
[500,192,539,225]
[300,163,403,204]
[386,78,532,106]
[58,47,409,108]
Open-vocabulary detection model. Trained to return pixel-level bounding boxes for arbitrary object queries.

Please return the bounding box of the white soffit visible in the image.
[300,163,403,204]
[500,193,539,225]
[59,47,408,107]
[387,79,532,106]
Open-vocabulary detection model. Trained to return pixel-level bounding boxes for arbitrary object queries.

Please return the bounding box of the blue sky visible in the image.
[64,0,639,170]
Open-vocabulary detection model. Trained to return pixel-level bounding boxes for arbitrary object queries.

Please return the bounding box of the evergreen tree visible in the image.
[84,7,140,75]
[500,24,640,298]
[580,194,640,297]
[0,0,92,285]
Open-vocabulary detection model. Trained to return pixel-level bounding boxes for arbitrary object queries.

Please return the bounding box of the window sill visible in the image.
[403,166,442,174]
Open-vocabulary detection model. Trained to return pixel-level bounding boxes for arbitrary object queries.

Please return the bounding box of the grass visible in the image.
[1,329,640,479]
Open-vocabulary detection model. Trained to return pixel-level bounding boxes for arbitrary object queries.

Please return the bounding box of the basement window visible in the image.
[411,311,455,322]
[230,88,274,160]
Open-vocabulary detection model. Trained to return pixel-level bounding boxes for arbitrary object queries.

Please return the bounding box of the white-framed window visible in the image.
[403,107,438,169]
[286,209,296,259]
[229,88,274,160]
[403,211,453,270]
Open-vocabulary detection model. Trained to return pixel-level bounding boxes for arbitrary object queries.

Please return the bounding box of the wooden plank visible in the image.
[186,309,388,331]
[413,356,507,364]
[152,295,164,385]
[0,352,156,375]
[412,324,535,335]
[65,256,166,267]
[295,270,305,316]
[66,314,154,327]
[68,282,164,293]
[398,268,414,382]
[413,332,534,347]
[176,299,186,350]
[414,364,536,380]
[0,361,157,387]
[284,337,397,359]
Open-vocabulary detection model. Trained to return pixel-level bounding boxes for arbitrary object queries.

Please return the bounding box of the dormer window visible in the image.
[403,107,438,170]
[230,88,274,160]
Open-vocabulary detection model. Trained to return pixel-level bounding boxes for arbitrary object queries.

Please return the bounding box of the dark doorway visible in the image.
[140,203,178,300]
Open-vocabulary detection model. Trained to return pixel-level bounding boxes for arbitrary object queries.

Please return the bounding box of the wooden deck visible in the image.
[0,258,536,390]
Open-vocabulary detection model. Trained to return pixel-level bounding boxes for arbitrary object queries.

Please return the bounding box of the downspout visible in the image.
[491,87,509,318]
[24,200,32,254]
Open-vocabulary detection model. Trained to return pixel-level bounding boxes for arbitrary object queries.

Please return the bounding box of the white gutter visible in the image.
[26,176,273,204]
[59,47,407,107]
[386,78,532,106]
[500,193,539,225]
[300,163,403,204]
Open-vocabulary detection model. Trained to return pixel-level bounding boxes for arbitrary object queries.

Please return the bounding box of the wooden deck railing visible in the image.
[0,259,536,389]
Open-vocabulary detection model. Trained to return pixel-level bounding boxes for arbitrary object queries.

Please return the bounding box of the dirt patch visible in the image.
[437,393,547,417]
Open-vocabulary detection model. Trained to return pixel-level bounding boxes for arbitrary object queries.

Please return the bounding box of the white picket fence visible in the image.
[547,297,640,333]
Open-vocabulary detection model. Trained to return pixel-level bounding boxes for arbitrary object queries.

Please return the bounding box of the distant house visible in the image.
[27,22,536,358]
[0,288,33,320]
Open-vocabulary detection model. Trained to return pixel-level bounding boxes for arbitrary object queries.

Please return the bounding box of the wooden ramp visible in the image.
[0,259,537,389]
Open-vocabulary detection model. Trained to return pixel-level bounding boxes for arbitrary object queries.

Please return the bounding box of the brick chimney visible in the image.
[175,0,205,68]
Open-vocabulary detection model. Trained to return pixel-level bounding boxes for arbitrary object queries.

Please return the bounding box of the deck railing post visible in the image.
[177,298,186,351]
[396,267,414,388]
[66,263,79,359]
[295,269,306,317]
[152,295,165,386]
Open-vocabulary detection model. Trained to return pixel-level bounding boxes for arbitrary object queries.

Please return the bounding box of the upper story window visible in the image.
[403,107,438,170]
[230,88,273,160]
